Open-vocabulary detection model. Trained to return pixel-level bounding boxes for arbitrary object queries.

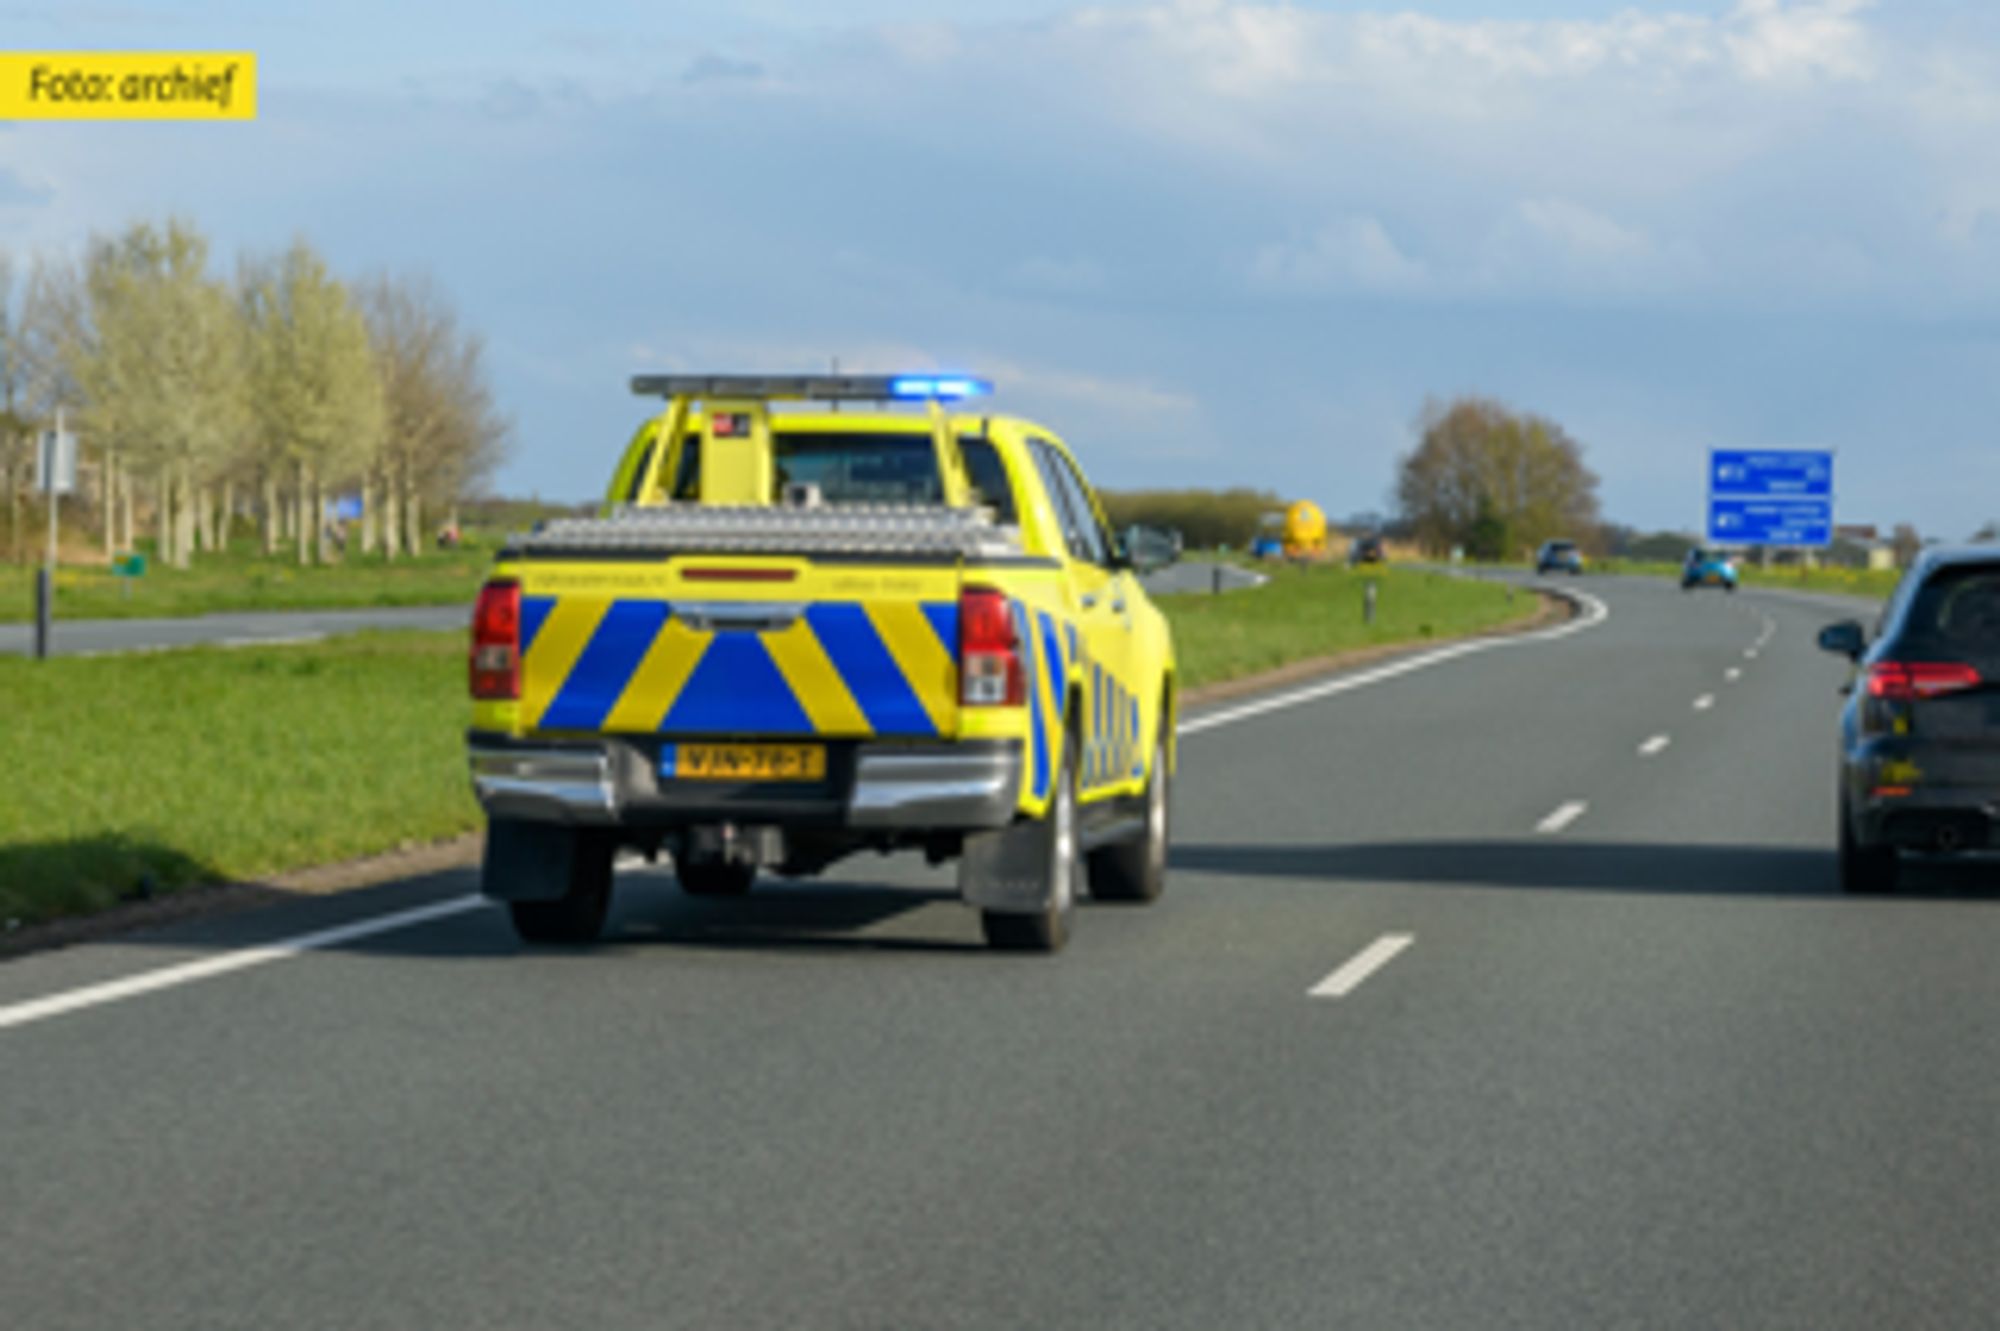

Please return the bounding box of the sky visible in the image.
[4,0,1999,537]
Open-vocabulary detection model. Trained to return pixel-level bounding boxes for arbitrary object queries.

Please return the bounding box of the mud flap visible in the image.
[959,815,1055,913]
[481,819,584,902]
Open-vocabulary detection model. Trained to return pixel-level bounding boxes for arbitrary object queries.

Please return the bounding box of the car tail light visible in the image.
[1865,661,1981,701]
[959,585,1024,707]
[470,578,522,701]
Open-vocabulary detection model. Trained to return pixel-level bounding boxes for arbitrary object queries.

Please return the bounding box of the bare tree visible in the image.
[242,240,383,565]
[1891,522,1923,568]
[1396,396,1601,560]
[0,250,28,563]
[53,222,248,569]
[359,272,507,558]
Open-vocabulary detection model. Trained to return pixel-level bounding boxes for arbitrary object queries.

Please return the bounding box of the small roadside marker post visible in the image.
[1364,579,1378,626]
[33,408,77,661]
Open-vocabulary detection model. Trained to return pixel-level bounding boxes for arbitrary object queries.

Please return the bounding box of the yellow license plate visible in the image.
[663,743,826,782]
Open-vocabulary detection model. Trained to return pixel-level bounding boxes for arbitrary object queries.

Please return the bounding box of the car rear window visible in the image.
[1909,565,2000,651]
[668,431,1016,521]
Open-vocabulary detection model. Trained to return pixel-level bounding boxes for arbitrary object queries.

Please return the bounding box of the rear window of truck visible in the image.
[666,432,1016,522]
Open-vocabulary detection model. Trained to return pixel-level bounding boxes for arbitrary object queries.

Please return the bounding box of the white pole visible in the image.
[45,406,62,573]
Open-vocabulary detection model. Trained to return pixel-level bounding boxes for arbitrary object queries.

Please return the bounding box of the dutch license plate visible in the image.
[660,743,826,783]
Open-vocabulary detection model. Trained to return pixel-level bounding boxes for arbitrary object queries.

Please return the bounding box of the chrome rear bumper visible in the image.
[467,734,1021,831]
[469,742,618,824]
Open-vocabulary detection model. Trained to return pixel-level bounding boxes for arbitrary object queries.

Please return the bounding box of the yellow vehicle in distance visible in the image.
[467,374,1179,952]
[1283,500,1328,560]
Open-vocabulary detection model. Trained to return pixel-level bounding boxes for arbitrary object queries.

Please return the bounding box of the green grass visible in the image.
[0,632,478,928]
[1584,557,1897,602]
[0,563,1531,930]
[0,540,495,623]
[1162,562,1529,689]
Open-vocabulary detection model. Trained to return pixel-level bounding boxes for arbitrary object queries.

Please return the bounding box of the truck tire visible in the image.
[981,733,1077,952]
[677,859,756,897]
[1839,792,1898,895]
[507,829,616,944]
[1088,730,1169,903]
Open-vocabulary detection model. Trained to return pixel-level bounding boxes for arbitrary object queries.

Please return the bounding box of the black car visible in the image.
[1819,548,2000,893]
[1348,535,1385,566]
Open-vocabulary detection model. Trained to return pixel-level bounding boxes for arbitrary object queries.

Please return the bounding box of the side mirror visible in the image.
[1121,524,1180,574]
[1817,620,1865,660]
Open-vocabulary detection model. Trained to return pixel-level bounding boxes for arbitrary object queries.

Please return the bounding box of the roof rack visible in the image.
[629,373,991,402]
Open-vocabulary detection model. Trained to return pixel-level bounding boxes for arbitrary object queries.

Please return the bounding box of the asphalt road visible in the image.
[1139,558,1266,595]
[7,574,1998,1329]
[0,563,1236,658]
[0,604,470,657]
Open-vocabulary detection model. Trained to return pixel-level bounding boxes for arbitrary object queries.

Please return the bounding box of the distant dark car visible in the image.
[1682,547,1738,591]
[1820,548,2000,893]
[1348,535,1385,566]
[1535,539,1583,574]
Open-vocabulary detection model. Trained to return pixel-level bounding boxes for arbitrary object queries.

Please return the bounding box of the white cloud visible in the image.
[1725,0,1875,84]
[1513,199,1652,261]
[1249,218,1429,295]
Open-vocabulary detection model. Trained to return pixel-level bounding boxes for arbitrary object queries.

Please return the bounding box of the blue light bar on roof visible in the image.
[889,374,991,401]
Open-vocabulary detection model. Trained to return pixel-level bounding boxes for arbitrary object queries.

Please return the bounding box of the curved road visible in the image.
[5,575,1997,1329]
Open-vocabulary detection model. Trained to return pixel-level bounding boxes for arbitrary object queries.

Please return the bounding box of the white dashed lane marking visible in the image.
[1536,801,1589,834]
[1310,934,1415,999]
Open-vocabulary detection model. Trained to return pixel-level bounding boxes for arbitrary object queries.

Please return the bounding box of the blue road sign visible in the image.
[1709,450,1833,498]
[1708,498,1833,547]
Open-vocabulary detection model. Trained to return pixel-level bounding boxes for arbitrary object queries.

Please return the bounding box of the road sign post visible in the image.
[33,408,77,660]
[1707,449,1834,551]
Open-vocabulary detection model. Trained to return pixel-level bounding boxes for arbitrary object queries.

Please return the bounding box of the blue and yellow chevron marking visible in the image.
[1033,608,1074,802]
[1090,661,1106,787]
[523,598,958,738]
[1024,604,1051,802]
[1129,695,1144,779]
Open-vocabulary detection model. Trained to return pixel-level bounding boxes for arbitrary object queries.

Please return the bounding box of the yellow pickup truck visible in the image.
[467,374,1178,952]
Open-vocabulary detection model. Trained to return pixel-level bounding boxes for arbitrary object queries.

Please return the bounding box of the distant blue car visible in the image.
[1682,548,1739,592]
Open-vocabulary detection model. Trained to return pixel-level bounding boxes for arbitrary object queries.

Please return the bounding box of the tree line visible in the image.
[0,219,505,567]
[1098,487,1286,551]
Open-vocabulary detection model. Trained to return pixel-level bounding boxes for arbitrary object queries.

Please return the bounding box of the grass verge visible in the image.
[2,564,1530,932]
[1162,562,1527,689]
[1586,558,1897,602]
[0,542,494,623]
[0,631,478,929]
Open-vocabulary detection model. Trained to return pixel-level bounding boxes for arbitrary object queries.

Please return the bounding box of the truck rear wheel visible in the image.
[677,859,756,897]
[507,829,616,944]
[981,735,1077,952]
[1088,730,1169,903]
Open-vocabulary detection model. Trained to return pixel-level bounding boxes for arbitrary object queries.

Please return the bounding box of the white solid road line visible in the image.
[1639,734,1672,756]
[1180,588,1610,737]
[5,586,1615,1033]
[1309,934,1415,999]
[0,896,486,1033]
[1694,694,1715,711]
[1536,801,1589,834]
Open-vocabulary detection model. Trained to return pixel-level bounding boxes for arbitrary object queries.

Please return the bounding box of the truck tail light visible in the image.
[959,585,1024,707]
[1866,661,1981,702]
[471,578,522,701]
